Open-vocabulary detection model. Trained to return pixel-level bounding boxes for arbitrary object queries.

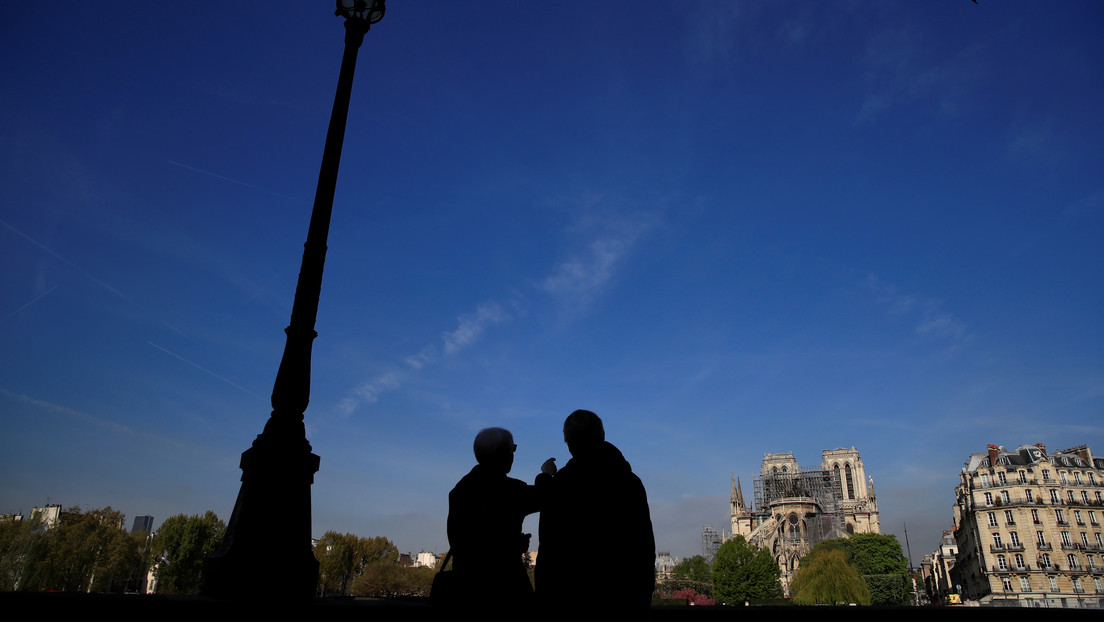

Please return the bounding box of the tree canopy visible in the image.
[315,531,399,597]
[800,533,910,606]
[1,506,148,593]
[711,535,782,604]
[791,548,871,605]
[152,511,225,594]
[670,554,711,584]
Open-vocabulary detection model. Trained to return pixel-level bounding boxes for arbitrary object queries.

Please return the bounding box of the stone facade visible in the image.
[951,443,1104,607]
[730,447,880,595]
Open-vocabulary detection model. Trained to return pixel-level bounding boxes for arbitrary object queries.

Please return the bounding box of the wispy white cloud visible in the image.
[337,300,514,416]
[866,274,970,343]
[442,302,510,356]
[338,206,656,416]
[857,28,982,123]
[540,213,654,307]
[339,371,404,416]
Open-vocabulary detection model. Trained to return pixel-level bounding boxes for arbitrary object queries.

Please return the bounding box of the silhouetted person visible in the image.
[446,427,540,609]
[535,410,655,612]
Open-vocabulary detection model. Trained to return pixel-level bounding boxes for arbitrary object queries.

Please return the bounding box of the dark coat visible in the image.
[535,441,655,611]
[447,465,540,604]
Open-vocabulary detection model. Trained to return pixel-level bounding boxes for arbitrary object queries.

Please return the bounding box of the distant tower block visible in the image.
[729,447,880,595]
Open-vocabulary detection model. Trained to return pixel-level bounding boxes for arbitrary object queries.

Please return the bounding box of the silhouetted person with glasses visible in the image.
[447,427,540,609]
[535,410,655,612]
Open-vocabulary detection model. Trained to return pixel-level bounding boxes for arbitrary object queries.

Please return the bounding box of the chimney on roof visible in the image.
[1035,443,1047,456]
[988,444,1000,467]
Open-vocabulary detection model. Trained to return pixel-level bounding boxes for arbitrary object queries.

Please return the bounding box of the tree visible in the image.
[350,563,435,599]
[803,533,910,606]
[842,533,910,606]
[670,554,712,584]
[791,549,871,605]
[21,506,143,593]
[711,535,782,604]
[315,532,399,597]
[0,515,47,591]
[151,511,225,594]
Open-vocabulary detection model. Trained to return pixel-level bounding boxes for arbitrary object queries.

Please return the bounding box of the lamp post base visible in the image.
[205,416,321,600]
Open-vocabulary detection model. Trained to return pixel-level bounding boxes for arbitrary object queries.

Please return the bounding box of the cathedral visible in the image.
[730,447,880,594]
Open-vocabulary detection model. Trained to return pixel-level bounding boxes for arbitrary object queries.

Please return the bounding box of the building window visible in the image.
[1082,532,1090,546]
[1010,531,1021,547]
[1068,490,1076,504]
[1090,511,1099,526]
[1090,472,1097,486]
[981,473,991,487]
[1097,491,1103,503]
[1002,577,1013,592]
[1096,533,1103,547]
[1043,470,1052,482]
[1062,472,1070,485]
[1089,554,1097,569]
[1094,577,1103,594]
[1019,471,1029,484]
[1075,472,1083,485]
[985,492,994,506]
[1001,490,1011,504]
[1037,531,1047,546]
[998,471,1008,485]
[1050,490,1061,503]
[1014,553,1025,569]
[1041,553,1052,568]
[1073,577,1083,593]
[988,512,998,527]
[1031,509,1040,524]
[1056,509,1066,524]
[1048,576,1059,592]
[1026,489,1035,503]
[845,464,855,499]
[1069,554,1080,569]
[993,533,1004,548]
[997,555,1008,570]
[1082,491,1090,504]
[1061,532,1072,547]
[1020,576,1031,592]
[1076,510,1084,525]
[1005,510,1015,525]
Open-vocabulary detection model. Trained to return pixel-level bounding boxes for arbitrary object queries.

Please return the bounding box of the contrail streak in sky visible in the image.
[169,160,305,203]
[146,340,266,400]
[0,219,133,303]
[5,285,59,320]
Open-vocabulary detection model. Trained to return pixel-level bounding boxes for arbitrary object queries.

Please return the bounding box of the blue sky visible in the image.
[2,2,1102,564]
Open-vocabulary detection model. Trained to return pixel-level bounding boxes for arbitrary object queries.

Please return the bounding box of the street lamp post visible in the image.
[205,1,386,600]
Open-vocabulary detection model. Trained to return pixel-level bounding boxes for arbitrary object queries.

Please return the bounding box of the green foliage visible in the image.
[842,533,910,606]
[350,564,436,599]
[315,531,399,597]
[3,507,147,593]
[0,516,47,591]
[801,533,910,606]
[151,511,225,594]
[791,549,870,605]
[671,554,712,584]
[711,535,782,604]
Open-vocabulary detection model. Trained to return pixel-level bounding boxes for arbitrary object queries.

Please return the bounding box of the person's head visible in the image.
[473,427,516,473]
[563,409,604,457]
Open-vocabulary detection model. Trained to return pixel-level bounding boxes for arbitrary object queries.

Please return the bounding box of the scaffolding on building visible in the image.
[750,464,848,545]
[701,525,722,562]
